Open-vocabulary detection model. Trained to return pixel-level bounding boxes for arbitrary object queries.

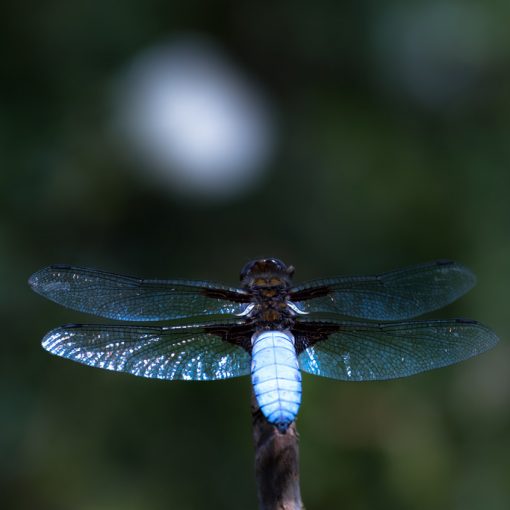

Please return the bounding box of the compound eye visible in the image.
[240,258,290,280]
[264,258,287,272]
[240,260,256,280]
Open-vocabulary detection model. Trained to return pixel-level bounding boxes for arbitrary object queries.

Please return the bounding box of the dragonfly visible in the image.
[29,258,498,432]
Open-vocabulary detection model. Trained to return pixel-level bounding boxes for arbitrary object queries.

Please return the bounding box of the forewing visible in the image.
[29,265,250,321]
[296,318,498,381]
[290,260,476,320]
[42,322,252,380]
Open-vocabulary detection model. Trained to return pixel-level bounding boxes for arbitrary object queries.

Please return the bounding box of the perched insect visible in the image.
[30,259,498,432]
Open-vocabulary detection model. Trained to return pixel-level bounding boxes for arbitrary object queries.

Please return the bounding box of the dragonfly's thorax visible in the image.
[240,258,296,330]
[249,289,295,329]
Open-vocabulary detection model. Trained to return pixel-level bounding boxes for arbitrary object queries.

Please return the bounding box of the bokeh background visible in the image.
[3,1,510,509]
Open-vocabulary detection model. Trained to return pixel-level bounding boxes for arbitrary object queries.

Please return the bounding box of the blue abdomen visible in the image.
[251,330,302,432]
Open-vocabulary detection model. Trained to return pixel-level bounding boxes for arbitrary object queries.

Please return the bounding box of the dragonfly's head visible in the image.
[240,258,295,289]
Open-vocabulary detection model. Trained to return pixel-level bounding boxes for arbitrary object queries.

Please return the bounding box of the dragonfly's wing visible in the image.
[29,265,250,321]
[290,260,476,320]
[42,322,253,380]
[295,318,498,381]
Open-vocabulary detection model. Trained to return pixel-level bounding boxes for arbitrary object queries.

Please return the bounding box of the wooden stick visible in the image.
[251,391,304,510]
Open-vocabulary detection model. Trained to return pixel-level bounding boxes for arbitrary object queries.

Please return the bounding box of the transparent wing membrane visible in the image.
[291,260,476,320]
[297,318,498,381]
[43,323,251,381]
[29,265,249,321]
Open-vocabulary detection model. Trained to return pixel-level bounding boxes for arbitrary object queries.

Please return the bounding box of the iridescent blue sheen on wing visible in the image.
[291,260,475,320]
[29,265,249,321]
[42,323,251,380]
[297,318,498,381]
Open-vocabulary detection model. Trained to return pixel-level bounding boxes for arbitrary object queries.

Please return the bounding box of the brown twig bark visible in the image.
[251,391,304,510]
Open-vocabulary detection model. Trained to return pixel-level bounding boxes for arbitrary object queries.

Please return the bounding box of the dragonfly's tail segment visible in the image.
[251,330,302,431]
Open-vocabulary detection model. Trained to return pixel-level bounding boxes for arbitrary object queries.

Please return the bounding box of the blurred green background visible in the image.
[3,0,510,509]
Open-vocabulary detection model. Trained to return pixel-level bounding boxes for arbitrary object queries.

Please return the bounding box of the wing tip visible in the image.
[454,318,500,352]
[28,268,44,290]
[29,264,72,290]
[41,327,61,352]
[28,274,37,289]
[433,259,477,294]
